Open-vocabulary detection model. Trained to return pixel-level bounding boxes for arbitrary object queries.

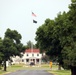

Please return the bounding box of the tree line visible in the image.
[35,0,76,75]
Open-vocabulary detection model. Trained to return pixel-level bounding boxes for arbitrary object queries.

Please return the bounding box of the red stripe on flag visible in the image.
[32,12,36,17]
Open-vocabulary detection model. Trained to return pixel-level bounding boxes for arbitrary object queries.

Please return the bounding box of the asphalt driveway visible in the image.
[4,70,53,75]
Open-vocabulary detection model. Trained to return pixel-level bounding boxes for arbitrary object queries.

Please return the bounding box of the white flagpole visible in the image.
[31,11,37,64]
[31,42,33,53]
[31,11,37,53]
[31,11,33,54]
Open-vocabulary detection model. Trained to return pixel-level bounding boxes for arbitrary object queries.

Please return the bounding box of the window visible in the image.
[26,59,29,62]
[36,59,39,62]
[22,59,24,62]
[37,54,39,56]
[32,54,34,56]
[26,54,29,56]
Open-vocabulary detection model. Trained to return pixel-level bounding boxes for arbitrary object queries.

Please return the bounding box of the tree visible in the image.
[61,0,76,75]
[35,18,64,69]
[41,55,50,63]
[35,0,76,74]
[2,28,23,71]
[0,38,4,69]
[35,19,55,52]
[26,41,36,49]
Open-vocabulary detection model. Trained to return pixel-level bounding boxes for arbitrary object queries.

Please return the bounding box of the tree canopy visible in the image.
[35,0,76,75]
[0,28,24,71]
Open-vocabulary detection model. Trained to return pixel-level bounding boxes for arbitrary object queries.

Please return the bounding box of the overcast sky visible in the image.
[0,0,71,45]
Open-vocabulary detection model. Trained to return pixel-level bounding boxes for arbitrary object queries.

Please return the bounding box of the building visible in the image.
[22,49,42,65]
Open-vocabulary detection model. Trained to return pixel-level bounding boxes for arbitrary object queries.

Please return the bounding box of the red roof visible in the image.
[25,49,40,53]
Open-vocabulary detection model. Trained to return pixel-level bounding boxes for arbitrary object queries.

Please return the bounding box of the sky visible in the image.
[0,0,71,45]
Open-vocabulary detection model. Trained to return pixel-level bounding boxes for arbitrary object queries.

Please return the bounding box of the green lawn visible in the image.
[0,64,25,75]
[48,64,71,75]
[50,70,71,75]
[0,64,50,75]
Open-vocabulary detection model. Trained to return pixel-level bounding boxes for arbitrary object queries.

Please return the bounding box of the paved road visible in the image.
[4,70,53,75]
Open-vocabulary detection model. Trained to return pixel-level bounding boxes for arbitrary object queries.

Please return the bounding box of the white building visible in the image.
[22,49,42,65]
[12,49,43,65]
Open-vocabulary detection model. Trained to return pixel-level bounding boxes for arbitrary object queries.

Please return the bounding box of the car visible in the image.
[30,62,35,66]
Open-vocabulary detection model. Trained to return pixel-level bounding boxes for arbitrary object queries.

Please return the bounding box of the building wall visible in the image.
[22,53,42,59]
[22,53,42,65]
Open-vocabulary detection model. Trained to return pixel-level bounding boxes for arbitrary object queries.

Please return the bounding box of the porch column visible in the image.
[35,58,36,64]
[29,58,31,64]
[39,59,41,66]
[24,59,26,64]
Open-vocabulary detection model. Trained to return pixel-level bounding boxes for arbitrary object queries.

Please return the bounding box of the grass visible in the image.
[0,64,25,75]
[0,64,71,75]
[48,64,71,75]
[50,70,71,75]
[0,64,49,75]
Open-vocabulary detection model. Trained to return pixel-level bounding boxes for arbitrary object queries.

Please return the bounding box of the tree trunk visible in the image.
[4,60,7,71]
[0,64,2,70]
[71,66,76,75]
[58,63,61,70]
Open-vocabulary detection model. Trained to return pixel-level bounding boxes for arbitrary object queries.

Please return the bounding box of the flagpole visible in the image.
[31,11,37,53]
[30,11,37,64]
[31,41,33,53]
[31,11,33,54]
[30,11,33,63]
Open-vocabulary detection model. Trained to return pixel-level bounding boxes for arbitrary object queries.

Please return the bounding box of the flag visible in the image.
[32,12,36,17]
[32,12,37,23]
[33,19,37,23]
